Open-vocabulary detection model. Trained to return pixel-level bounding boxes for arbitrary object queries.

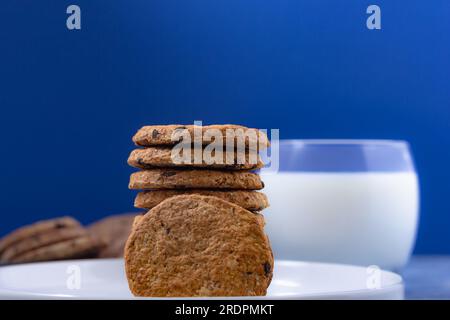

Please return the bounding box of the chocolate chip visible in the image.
[160,171,177,178]
[165,228,171,235]
[151,129,160,139]
[55,222,66,229]
[263,262,271,276]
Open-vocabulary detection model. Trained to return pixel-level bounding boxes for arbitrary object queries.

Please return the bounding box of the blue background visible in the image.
[0,1,449,253]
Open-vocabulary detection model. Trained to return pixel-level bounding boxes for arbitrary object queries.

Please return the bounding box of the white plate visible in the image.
[0,259,403,299]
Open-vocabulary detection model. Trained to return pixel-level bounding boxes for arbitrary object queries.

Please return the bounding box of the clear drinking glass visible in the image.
[260,140,419,270]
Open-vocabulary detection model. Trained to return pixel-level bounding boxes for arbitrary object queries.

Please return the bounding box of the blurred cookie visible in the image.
[0,217,81,257]
[125,195,273,297]
[129,169,264,190]
[135,190,269,211]
[128,147,264,170]
[0,226,87,263]
[132,124,269,150]
[9,235,103,264]
[88,213,138,258]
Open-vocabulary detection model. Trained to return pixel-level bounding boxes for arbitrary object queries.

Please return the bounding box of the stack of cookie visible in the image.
[0,217,103,264]
[125,124,274,297]
[128,124,270,213]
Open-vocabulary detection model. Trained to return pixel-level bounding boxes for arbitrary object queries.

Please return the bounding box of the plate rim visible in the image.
[0,258,404,300]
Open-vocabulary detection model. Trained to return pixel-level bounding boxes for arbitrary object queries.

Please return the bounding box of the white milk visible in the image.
[260,172,419,270]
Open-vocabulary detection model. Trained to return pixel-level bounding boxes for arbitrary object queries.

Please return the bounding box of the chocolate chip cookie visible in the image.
[88,213,139,258]
[0,226,87,263]
[0,217,105,264]
[125,195,274,297]
[128,147,264,170]
[132,124,269,150]
[9,235,103,264]
[134,190,269,211]
[0,217,81,257]
[129,169,264,190]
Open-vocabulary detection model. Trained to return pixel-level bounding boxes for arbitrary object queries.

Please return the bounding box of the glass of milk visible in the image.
[260,140,419,270]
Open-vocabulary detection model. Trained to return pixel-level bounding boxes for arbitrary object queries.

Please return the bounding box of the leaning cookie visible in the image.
[0,217,81,257]
[135,190,269,211]
[129,169,264,190]
[128,147,264,170]
[125,195,273,297]
[132,124,269,150]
